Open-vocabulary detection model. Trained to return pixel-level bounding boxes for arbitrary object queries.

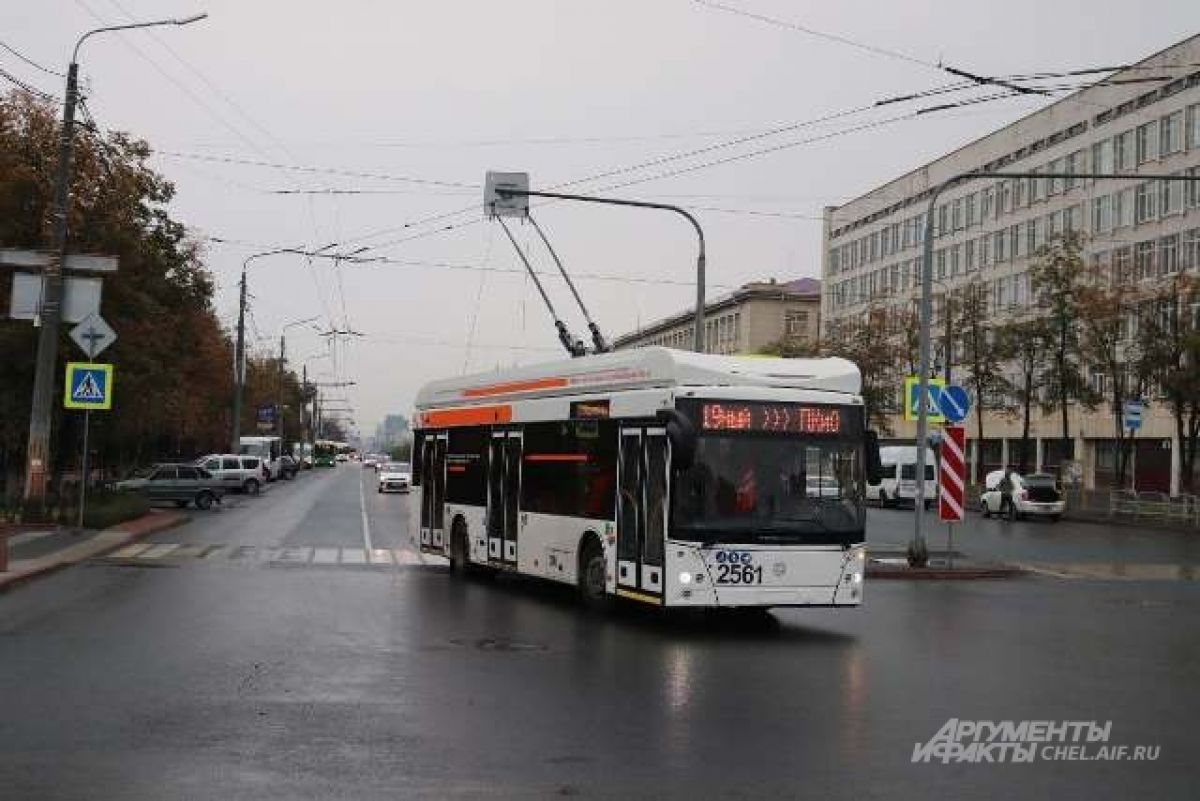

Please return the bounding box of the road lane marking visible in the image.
[140,544,180,559]
[359,472,374,552]
[273,546,313,565]
[110,543,153,559]
[369,548,394,565]
[394,548,423,566]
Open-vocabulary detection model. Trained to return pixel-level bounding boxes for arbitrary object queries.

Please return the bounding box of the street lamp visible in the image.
[276,316,320,438]
[22,12,208,504]
[232,244,336,450]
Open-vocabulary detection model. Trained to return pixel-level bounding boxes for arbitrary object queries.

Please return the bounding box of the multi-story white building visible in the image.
[821,34,1200,494]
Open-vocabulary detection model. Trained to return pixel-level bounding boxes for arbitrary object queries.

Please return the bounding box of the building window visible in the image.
[1159,235,1179,276]
[1115,130,1135,171]
[785,310,809,338]
[1026,219,1039,254]
[1182,229,1200,272]
[1116,188,1135,228]
[950,244,961,277]
[979,235,992,269]
[1113,246,1133,284]
[1014,175,1028,208]
[965,193,977,228]
[1134,241,1155,281]
[1029,170,1044,203]
[981,187,994,220]
[1010,224,1023,259]
[952,198,963,232]
[994,229,1008,262]
[1092,138,1114,174]
[1092,195,1111,234]
[1135,182,1157,224]
[965,239,975,273]
[1189,166,1200,209]
[1188,103,1200,150]
[1136,121,1158,163]
[1160,174,1184,216]
[1159,111,1183,156]
[1047,158,1063,196]
[997,181,1011,215]
[1065,204,1082,234]
[938,204,949,238]
[936,248,947,279]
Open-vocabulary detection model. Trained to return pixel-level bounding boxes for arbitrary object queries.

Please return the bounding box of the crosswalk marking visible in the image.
[97,543,435,571]
[312,547,339,565]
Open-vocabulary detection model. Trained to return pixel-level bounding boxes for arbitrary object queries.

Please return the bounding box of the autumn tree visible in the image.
[1030,231,1094,463]
[996,316,1051,474]
[954,280,1008,481]
[822,304,901,433]
[1076,269,1143,488]
[1136,272,1200,493]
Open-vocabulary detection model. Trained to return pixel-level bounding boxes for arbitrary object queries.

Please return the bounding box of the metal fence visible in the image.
[1062,488,1200,528]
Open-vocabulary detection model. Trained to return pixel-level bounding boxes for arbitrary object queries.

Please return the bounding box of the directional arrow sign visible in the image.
[69,313,117,359]
[937,384,971,424]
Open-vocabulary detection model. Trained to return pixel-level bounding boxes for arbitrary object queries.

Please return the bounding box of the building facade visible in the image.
[821,35,1200,494]
[613,277,820,355]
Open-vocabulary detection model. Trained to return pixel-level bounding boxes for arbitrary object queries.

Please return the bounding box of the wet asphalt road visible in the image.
[2,465,1197,800]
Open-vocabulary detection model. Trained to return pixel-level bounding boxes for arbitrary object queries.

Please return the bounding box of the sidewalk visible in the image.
[0,510,188,592]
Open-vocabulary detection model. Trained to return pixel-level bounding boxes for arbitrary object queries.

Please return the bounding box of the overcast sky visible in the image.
[5,1,1197,437]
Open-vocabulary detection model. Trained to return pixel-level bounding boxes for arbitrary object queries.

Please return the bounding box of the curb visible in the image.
[866,564,1023,580]
[0,510,189,593]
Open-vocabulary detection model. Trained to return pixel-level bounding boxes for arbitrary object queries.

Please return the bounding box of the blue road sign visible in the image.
[938,384,971,423]
[903,376,946,423]
[1123,400,1144,431]
[63,362,114,410]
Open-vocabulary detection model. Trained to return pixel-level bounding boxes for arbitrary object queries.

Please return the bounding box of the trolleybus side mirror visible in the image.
[865,430,883,486]
[657,409,696,471]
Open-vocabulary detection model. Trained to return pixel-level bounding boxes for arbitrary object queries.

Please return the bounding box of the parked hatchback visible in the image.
[115,464,226,509]
[196,454,265,495]
[980,470,1065,522]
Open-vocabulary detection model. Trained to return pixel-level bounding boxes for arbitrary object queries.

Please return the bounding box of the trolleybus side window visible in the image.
[520,420,617,519]
[447,427,487,505]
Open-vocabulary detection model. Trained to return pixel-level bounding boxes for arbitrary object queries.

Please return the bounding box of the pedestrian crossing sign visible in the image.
[903,376,946,423]
[64,362,114,410]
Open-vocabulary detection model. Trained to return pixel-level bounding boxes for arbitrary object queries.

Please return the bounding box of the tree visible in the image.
[996,317,1050,474]
[756,335,818,358]
[1029,231,1094,464]
[1136,272,1200,493]
[954,280,1009,481]
[0,89,309,499]
[1077,269,1143,488]
[822,304,902,433]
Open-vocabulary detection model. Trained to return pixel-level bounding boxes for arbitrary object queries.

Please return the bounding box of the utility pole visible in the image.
[276,332,285,440]
[23,14,207,504]
[231,271,247,452]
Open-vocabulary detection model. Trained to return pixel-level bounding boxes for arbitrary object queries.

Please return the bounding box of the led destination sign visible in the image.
[700,402,845,434]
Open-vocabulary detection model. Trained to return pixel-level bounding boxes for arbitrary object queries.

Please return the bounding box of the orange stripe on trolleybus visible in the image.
[420,404,512,428]
[461,377,568,398]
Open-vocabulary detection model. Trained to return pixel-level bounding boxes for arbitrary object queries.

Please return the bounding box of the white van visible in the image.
[867,445,937,509]
[196,453,267,495]
[239,436,283,481]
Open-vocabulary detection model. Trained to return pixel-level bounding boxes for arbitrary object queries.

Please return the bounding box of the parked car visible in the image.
[805,476,842,498]
[195,454,265,495]
[980,470,1065,521]
[278,455,300,480]
[114,464,226,509]
[377,461,412,493]
[335,452,350,463]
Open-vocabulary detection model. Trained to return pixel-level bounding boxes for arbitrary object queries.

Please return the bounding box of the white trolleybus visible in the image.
[411,347,880,610]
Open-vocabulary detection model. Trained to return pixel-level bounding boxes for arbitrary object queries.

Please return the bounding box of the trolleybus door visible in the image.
[420,432,448,549]
[487,430,522,565]
[617,427,668,599]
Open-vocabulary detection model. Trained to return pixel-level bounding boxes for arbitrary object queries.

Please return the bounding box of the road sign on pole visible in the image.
[904,376,945,422]
[938,424,966,523]
[937,384,971,424]
[1123,400,1144,431]
[64,362,114,410]
[69,313,117,359]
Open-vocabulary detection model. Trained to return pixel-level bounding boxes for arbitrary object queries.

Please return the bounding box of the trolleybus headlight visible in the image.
[679,572,693,585]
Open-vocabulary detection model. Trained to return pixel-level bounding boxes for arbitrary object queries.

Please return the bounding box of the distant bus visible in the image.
[412,347,880,610]
[312,439,339,468]
[239,435,282,480]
